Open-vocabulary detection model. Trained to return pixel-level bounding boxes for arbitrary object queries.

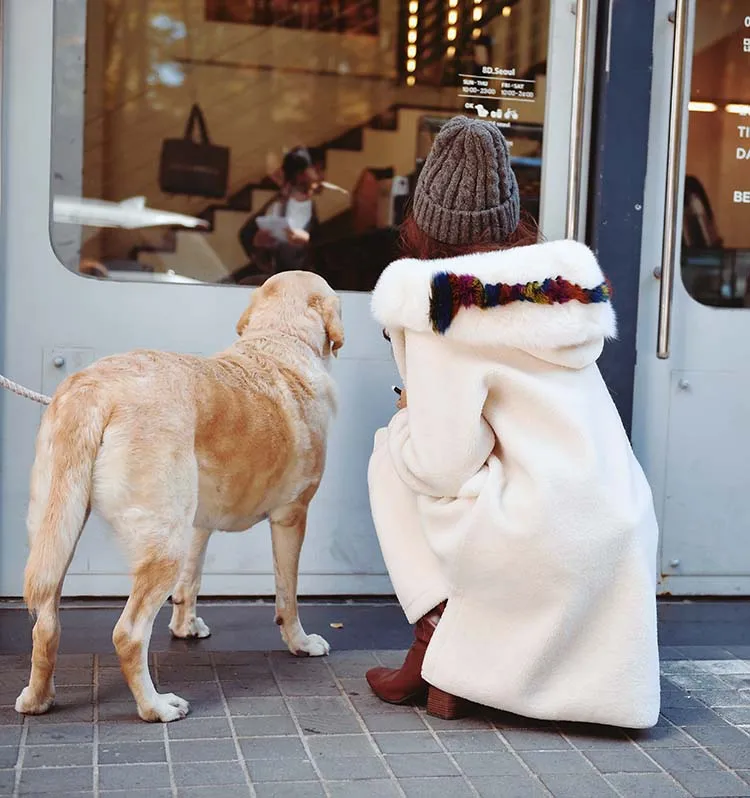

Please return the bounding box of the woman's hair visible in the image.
[399,209,541,261]
[282,147,313,184]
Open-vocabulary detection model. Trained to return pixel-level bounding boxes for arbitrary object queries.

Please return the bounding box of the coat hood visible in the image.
[371,240,617,369]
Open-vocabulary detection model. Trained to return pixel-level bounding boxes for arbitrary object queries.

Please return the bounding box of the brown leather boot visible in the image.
[365,601,446,705]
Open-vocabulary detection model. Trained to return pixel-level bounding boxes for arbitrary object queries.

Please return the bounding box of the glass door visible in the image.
[635,0,750,595]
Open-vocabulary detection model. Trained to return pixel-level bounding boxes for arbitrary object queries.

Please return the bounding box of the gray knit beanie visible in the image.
[412,116,520,246]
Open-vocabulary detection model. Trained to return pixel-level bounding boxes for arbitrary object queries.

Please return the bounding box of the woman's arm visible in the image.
[386,330,495,497]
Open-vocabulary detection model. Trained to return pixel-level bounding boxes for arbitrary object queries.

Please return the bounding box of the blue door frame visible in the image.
[588,0,655,437]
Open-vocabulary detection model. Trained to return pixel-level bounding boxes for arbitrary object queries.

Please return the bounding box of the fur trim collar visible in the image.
[371,240,617,357]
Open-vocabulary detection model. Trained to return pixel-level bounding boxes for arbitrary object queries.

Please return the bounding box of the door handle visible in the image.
[565,0,590,241]
[657,0,691,359]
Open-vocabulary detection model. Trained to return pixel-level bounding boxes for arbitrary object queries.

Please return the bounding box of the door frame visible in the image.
[633,0,750,596]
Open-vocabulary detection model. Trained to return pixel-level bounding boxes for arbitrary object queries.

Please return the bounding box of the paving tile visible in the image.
[297,714,362,735]
[362,713,427,733]
[386,753,459,778]
[667,673,731,691]
[307,734,373,759]
[315,756,388,780]
[650,746,727,771]
[97,721,165,743]
[18,766,93,794]
[709,746,750,769]
[540,773,620,797]
[246,758,317,782]
[25,702,94,723]
[175,787,251,798]
[672,769,750,797]
[0,728,21,748]
[374,732,441,754]
[26,722,93,745]
[605,773,690,798]
[0,708,23,726]
[167,716,232,739]
[253,783,325,798]
[437,731,504,752]
[692,690,750,708]
[173,760,247,787]
[697,660,750,675]
[582,747,659,773]
[452,751,526,777]
[0,748,16,769]
[399,776,475,798]
[561,729,634,751]
[684,724,750,746]
[503,729,572,751]
[100,791,172,798]
[660,691,706,709]
[211,652,272,666]
[228,697,290,716]
[158,665,215,682]
[469,775,549,798]
[98,763,171,791]
[96,702,142,722]
[629,724,700,748]
[287,697,350,715]
[239,736,307,760]
[0,769,13,794]
[661,705,726,725]
[23,743,93,768]
[221,680,281,698]
[338,679,370,697]
[54,669,94,687]
[98,741,166,765]
[718,707,750,725]
[327,780,401,798]
[233,715,297,737]
[350,696,415,715]
[518,749,595,775]
[169,738,239,762]
[277,681,340,697]
[424,714,493,731]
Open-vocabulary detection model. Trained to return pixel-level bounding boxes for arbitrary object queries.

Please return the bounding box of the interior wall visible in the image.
[81,0,462,218]
[687,31,750,249]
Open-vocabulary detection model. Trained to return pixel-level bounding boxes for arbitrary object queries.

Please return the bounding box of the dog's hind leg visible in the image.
[113,529,187,722]
[169,526,212,639]
[270,498,330,657]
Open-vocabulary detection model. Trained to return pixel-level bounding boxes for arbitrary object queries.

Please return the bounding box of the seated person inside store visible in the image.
[238,147,320,284]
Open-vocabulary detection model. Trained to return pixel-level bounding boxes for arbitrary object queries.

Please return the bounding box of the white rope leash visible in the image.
[0,375,51,405]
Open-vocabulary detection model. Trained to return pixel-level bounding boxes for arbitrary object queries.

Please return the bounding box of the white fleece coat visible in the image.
[368,239,660,729]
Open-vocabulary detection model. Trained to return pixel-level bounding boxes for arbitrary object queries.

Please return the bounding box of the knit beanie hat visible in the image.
[412,116,520,246]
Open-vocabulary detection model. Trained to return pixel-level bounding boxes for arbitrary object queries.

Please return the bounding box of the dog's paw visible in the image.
[138,692,190,723]
[292,633,331,658]
[169,616,211,639]
[15,686,55,716]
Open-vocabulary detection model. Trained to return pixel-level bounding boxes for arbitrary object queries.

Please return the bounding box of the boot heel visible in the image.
[427,686,467,720]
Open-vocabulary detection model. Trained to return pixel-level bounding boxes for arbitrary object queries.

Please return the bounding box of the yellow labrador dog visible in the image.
[15,271,343,723]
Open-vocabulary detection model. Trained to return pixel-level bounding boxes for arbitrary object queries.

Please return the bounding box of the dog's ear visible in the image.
[236,297,253,337]
[320,294,344,357]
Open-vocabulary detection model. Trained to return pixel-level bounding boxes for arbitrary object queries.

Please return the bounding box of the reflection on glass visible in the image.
[50,0,549,291]
[682,0,750,308]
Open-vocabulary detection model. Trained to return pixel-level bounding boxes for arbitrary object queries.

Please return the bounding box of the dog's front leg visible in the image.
[169,526,212,639]
[270,502,330,657]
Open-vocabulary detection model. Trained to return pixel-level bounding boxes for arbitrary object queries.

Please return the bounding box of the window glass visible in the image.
[51,0,549,290]
[682,1,750,307]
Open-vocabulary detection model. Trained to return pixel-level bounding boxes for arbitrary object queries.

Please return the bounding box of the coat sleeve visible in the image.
[386,330,495,498]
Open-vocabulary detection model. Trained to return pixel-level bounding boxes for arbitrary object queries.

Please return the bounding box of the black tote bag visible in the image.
[159,104,230,199]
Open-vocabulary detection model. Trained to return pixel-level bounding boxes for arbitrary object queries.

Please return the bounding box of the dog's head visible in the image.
[236,271,344,359]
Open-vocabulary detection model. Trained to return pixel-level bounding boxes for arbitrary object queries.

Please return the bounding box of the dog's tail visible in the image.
[23,382,107,614]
